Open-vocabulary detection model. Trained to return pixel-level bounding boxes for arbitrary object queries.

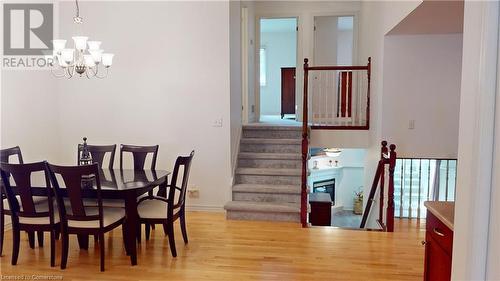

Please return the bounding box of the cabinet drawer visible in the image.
[426,211,453,255]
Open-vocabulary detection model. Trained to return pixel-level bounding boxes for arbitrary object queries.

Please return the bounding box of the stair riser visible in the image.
[233,192,301,203]
[238,158,302,169]
[236,175,301,185]
[226,210,300,222]
[242,129,302,139]
[240,144,301,153]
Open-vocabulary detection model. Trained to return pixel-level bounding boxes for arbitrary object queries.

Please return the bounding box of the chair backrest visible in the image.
[77,144,116,169]
[120,144,159,170]
[168,150,195,209]
[47,163,104,229]
[0,161,55,225]
[0,146,24,164]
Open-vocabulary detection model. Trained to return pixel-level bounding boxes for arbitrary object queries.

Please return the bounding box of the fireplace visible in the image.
[313,178,335,204]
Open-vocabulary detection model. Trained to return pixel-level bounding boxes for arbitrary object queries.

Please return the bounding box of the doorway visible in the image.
[258,18,298,123]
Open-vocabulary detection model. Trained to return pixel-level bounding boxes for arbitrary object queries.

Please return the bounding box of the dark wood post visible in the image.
[379,141,387,224]
[386,144,397,232]
[301,58,309,227]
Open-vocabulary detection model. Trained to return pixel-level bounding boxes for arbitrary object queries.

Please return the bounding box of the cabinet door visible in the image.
[424,233,452,281]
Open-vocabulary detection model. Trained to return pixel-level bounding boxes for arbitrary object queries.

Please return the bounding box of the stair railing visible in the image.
[359,141,397,232]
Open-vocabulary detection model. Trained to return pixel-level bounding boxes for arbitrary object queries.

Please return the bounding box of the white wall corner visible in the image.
[453,1,499,280]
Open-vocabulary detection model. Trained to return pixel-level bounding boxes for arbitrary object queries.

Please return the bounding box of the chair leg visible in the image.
[151,224,155,230]
[0,204,4,256]
[55,228,60,240]
[162,223,168,236]
[37,231,44,247]
[121,225,129,255]
[28,231,35,249]
[145,223,151,241]
[94,234,99,244]
[99,233,105,272]
[50,230,55,267]
[12,227,20,265]
[180,210,188,244]
[166,220,177,257]
[136,224,142,243]
[61,233,69,269]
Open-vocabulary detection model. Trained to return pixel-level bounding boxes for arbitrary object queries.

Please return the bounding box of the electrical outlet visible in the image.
[188,188,200,198]
[409,120,415,130]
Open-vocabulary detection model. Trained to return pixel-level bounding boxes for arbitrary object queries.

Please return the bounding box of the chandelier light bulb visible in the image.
[102,53,114,67]
[87,41,102,50]
[52,39,67,52]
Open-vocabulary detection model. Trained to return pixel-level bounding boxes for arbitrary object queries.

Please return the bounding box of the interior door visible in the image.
[281,67,296,118]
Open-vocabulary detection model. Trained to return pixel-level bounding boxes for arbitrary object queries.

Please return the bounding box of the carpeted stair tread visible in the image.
[224,201,300,213]
[232,184,301,194]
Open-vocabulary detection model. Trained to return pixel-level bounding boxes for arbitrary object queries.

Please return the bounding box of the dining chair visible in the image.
[119,144,159,170]
[120,144,160,234]
[77,144,123,211]
[137,150,194,257]
[0,146,47,256]
[46,163,126,271]
[77,144,116,169]
[0,161,59,266]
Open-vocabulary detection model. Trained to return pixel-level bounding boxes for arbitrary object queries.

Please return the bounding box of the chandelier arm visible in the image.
[95,67,109,79]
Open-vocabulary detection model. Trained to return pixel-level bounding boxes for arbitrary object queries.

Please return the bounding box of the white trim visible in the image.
[185,204,224,212]
[241,6,249,125]
[231,125,242,181]
[486,4,500,279]
[453,1,499,280]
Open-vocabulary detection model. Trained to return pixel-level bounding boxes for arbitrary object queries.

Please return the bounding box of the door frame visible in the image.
[241,6,249,124]
[255,15,300,122]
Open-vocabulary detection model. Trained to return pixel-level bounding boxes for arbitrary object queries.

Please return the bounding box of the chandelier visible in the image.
[46,0,114,79]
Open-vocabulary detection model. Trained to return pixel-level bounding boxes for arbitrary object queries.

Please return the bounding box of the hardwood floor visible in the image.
[0,212,425,280]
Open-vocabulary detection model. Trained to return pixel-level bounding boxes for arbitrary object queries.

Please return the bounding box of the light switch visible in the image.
[213,118,223,127]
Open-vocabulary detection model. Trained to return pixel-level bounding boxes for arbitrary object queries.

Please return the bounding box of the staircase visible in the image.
[224,124,302,222]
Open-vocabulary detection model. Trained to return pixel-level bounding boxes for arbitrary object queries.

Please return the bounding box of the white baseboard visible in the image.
[186,204,225,212]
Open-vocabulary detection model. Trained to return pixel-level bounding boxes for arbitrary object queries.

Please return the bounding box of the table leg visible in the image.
[124,192,138,265]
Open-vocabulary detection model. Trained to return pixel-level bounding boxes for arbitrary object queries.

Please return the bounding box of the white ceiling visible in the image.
[388,0,464,35]
[261,18,297,33]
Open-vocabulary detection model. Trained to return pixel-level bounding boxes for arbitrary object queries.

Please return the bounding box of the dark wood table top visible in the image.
[7,169,170,197]
[309,192,332,203]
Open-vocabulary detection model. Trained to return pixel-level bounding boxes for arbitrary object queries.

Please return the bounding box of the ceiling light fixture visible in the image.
[46,0,114,79]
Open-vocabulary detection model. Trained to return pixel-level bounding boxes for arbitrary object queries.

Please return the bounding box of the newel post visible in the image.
[301,58,309,227]
[366,57,371,129]
[386,144,397,232]
[379,140,387,224]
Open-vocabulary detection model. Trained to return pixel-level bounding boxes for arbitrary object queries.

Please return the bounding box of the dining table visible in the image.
[5,168,170,266]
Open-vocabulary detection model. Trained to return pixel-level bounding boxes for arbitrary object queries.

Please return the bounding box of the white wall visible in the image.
[382,34,462,158]
[260,28,296,115]
[1,71,59,163]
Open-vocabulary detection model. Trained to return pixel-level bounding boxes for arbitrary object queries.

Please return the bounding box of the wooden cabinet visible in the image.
[281,67,296,118]
[309,192,332,226]
[423,210,453,281]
